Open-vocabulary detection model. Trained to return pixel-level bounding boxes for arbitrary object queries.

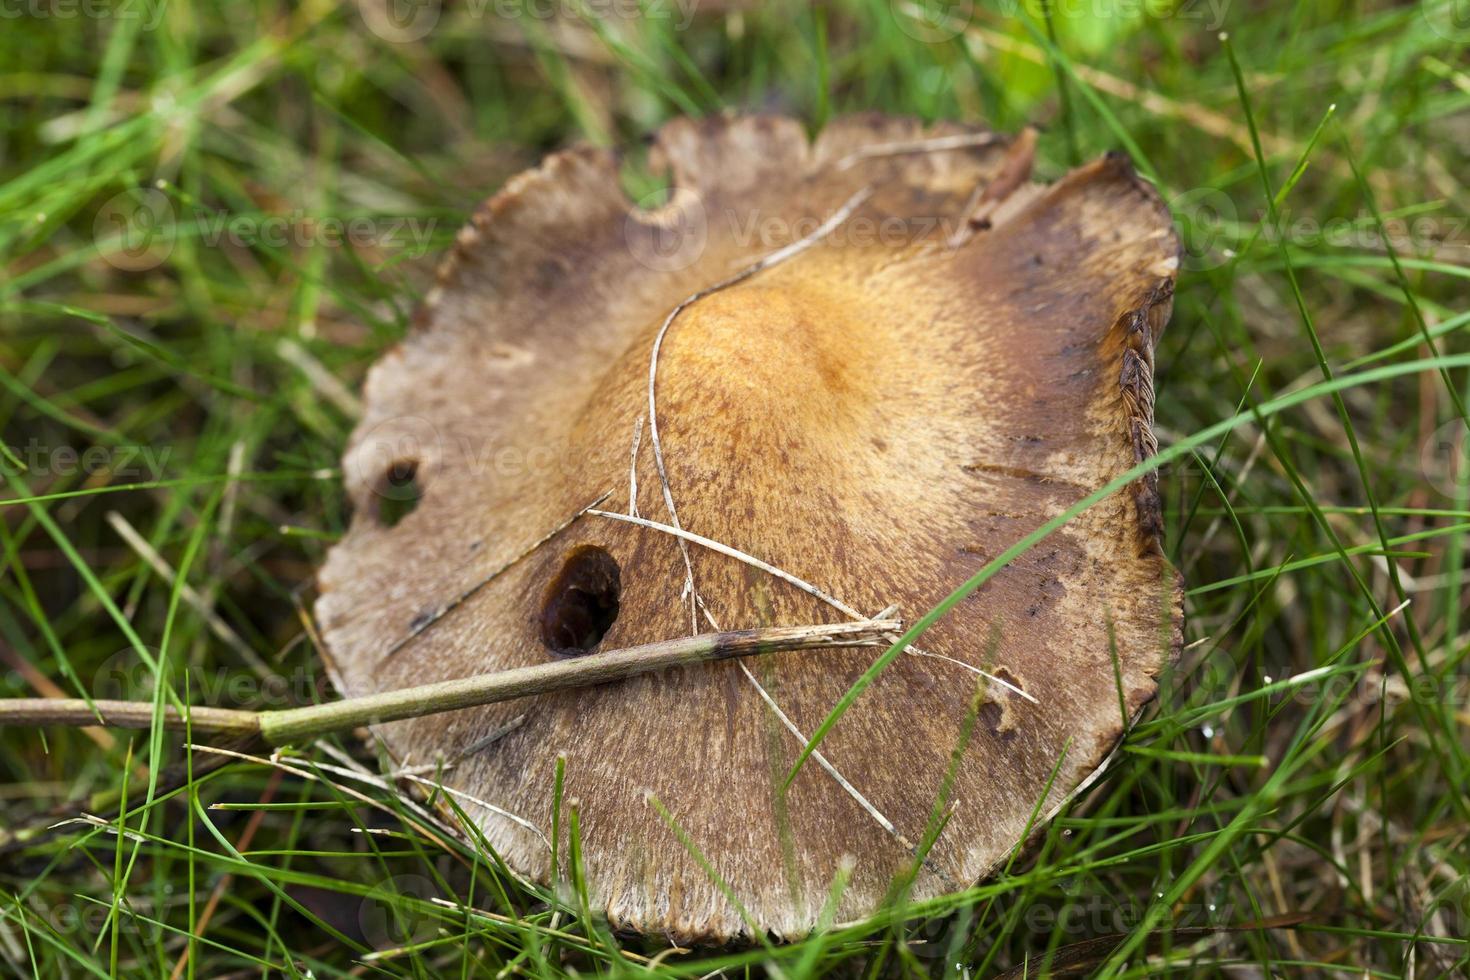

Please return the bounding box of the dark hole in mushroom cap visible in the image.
[540,545,621,655]
[375,459,421,528]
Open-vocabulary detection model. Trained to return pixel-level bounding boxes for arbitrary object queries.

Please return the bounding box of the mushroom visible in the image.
[316,113,1182,943]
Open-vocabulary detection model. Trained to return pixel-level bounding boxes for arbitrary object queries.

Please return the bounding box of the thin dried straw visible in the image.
[589,508,1036,704]
[694,602,936,871]
[188,742,460,851]
[627,414,645,518]
[644,186,875,633]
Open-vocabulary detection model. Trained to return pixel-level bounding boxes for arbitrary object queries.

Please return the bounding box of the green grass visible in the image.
[2,0,1469,976]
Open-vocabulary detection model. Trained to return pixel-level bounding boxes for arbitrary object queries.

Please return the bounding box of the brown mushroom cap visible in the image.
[316,113,1183,942]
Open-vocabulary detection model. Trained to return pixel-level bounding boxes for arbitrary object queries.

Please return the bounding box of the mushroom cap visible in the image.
[316,114,1182,943]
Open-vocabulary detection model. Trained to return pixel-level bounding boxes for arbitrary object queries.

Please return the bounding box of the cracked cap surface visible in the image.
[316,113,1183,942]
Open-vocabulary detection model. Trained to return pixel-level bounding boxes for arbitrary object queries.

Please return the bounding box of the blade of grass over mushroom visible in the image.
[783,351,1470,787]
[644,793,780,960]
[964,741,1073,979]
[738,662,920,857]
[693,599,926,870]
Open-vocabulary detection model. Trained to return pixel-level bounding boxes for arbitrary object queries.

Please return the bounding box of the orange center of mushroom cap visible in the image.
[626,272,900,463]
[665,284,872,408]
[564,261,949,508]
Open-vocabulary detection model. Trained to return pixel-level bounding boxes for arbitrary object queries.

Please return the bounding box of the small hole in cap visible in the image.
[539,545,621,656]
[375,459,421,528]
